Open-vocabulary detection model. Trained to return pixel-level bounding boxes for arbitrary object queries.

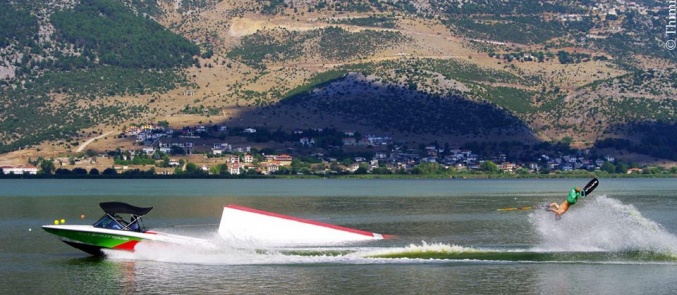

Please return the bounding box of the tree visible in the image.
[214,164,229,175]
[184,162,200,175]
[170,146,186,155]
[480,161,501,173]
[410,166,425,174]
[341,158,354,166]
[416,162,441,174]
[209,165,220,175]
[72,167,88,175]
[55,168,72,175]
[515,168,530,174]
[40,159,55,175]
[162,155,170,167]
[615,162,629,174]
[102,168,117,175]
[354,166,368,174]
[291,159,303,170]
[329,162,341,172]
[601,161,616,174]
[372,167,392,174]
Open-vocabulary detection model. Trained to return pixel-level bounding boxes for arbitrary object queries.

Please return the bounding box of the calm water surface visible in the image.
[2,178,677,294]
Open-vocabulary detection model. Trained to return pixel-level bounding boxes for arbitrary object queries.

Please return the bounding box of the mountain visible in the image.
[1,0,676,163]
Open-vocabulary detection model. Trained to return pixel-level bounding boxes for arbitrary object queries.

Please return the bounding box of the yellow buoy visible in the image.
[60,219,66,224]
[53,219,59,225]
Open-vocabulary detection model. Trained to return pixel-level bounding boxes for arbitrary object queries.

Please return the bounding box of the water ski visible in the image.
[582,178,599,197]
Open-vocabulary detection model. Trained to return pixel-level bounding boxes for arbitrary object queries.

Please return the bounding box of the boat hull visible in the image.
[62,241,111,256]
[42,225,210,256]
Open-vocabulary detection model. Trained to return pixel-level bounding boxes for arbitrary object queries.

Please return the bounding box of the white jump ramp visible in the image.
[217,204,394,246]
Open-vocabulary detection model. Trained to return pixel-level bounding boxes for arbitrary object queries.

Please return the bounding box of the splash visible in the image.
[530,195,677,254]
[105,231,386,265]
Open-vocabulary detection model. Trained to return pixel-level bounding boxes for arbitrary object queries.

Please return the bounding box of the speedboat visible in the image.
[44,202,392,256]
[42,202,210,256]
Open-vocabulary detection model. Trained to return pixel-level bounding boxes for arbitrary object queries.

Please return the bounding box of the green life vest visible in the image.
[567,188,581,205]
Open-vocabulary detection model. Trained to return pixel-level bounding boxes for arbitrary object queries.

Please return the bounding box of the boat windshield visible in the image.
[93,213,145,232]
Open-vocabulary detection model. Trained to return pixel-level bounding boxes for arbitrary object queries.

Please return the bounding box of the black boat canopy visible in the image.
[99,202,153,216]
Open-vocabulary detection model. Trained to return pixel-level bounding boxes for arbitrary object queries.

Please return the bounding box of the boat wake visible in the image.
[106,195,677,265]
[364,242,677,263]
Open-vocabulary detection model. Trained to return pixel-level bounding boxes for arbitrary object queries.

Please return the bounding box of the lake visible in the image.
[2,178,677,294]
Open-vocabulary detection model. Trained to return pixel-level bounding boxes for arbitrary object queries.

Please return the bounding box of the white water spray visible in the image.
[105,231,387,265]
[530,195,677,253]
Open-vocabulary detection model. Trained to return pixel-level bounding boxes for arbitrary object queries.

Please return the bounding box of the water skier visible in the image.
[547,186,583,219]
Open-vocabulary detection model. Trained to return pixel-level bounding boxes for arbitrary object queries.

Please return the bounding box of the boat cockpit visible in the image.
[93,213,146,232]
[92,202,153,233]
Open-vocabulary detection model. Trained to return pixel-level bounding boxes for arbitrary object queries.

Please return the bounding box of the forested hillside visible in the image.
[1,0,676,162]
[0,0,199,153]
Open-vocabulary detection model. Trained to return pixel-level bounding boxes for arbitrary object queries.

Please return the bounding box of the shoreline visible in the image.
[1,172,675,180]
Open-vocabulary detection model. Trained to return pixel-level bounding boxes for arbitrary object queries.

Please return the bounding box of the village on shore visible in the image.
[0,123,673,177]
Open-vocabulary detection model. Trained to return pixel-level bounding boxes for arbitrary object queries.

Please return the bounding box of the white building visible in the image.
[1,165,39,175]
